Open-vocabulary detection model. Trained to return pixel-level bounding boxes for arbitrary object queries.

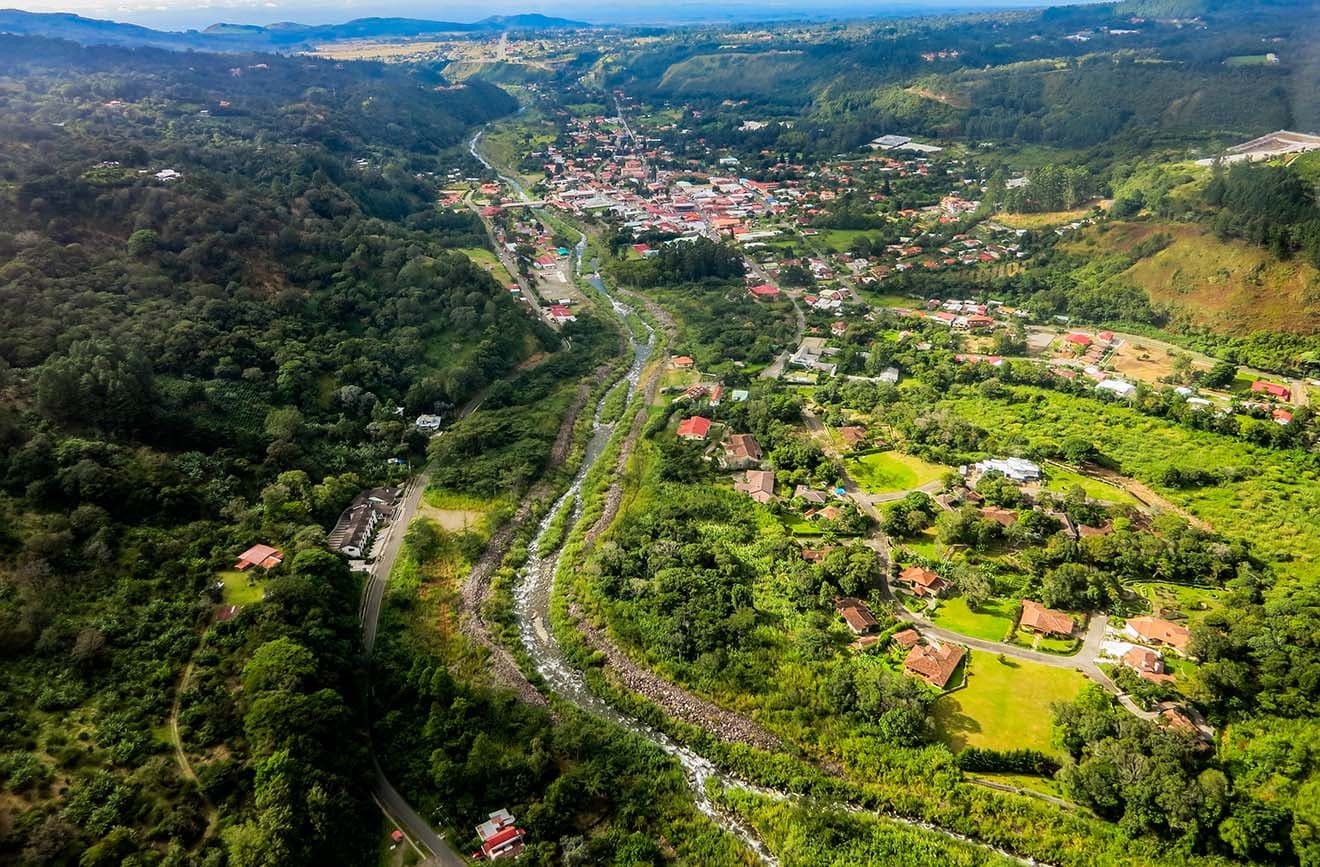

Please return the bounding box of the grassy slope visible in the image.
[930,596,1017,642]
[1064,221,1320,335]
[848,451,945,494]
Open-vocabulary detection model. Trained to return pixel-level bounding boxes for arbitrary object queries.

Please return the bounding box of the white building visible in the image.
[972,457,1042,482]
[1096,379,1137,399]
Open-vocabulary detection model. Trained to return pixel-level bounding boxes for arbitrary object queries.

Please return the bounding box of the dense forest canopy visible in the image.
[0,34,563,866]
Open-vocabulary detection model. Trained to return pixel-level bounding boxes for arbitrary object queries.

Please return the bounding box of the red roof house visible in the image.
[749,283,780,297]
[897,565,949,598]
[904,642,965,688]
[1251,381,1291,401]
[676,416,712,440]
[1124,616,1191,655]
[835,597,880,634]
[474,809,525,861]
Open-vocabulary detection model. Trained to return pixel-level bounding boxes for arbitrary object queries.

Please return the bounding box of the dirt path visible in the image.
[1080,463,1214,532]
[167,640,218,842]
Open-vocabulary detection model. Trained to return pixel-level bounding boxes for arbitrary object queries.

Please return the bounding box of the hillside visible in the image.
[615,0,1320,155]
[0,35,559,866]
[1065,221,1320,334]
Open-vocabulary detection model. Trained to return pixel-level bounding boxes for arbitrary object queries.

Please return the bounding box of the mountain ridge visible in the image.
[0,8,591,51]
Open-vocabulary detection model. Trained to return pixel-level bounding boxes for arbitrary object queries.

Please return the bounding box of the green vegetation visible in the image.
[217,569,266,607]
[847,450,945,494]
[1042,466,1140,506]
[942,386,1320,576]
[930,596,1016,642]
[935,652,1088,754]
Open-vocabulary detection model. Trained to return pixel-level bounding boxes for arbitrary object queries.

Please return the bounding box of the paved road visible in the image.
[360,473,428,654]
[359,398,487,863]
[372,760,464,867]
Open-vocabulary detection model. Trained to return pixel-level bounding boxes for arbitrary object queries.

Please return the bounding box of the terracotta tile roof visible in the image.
[892,628,921,649]
[1019,600,1074,637]
[676,416,711,439]
[1125,616,1191,653]
[904,642,965,688]
[836,597,879,634]
[724,434,763,462]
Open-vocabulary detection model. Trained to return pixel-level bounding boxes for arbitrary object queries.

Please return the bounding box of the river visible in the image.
[471,123,1045,867]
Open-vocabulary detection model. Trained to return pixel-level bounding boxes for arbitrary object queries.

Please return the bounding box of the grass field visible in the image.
[806,228,873,252]
[935,651,1088,754]
[847,451,945,494]
[1129,581,1224,621]
[996,205,1101,230]
[218,569,265,606]
[1224,54,1277,66]
[930,596,1016,641]
[1041,466,1140,506]
[858,290,925,308]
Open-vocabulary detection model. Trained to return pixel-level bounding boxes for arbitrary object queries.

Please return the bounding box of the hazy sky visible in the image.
[8,0,1074,30]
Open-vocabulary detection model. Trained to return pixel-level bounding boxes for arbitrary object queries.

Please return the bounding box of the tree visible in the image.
[126,228,159,257]
[243,638,318,695]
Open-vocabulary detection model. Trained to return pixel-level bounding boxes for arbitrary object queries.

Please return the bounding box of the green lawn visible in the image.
[935,651,1089,755]
[218,569,265,606]
[900,529,943,560]
[847,451,945,494]
[1042,466,1140,507]
[807,228,872,252]
[1018,634,1081,655]
[930,596,1016,642]
[1224,54,1276,66]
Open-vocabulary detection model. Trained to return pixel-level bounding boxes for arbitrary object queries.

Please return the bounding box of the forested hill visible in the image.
[610,0,1319,154]
[0,36,555,865]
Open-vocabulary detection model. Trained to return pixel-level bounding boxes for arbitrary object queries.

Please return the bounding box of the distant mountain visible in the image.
[0,9,591,52]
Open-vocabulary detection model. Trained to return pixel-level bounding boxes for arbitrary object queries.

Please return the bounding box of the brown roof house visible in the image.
[1123,646,1175,684]
[835,597,880,635]
[722,433,764,469]
[1124,616,1191,655]
[896,565,949,598]
[735,470,777,504]
[891,628,921,650]
[904,642,965,688]
[1018,600,1074,638]
[234,544,283,571]
[801,547,835,564]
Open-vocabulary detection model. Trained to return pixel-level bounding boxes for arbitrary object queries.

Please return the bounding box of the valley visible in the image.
[3,2,1320,865]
